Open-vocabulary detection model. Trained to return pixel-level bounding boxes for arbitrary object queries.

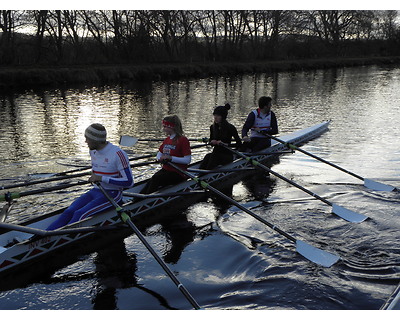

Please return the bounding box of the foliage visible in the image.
[1,10,400,66]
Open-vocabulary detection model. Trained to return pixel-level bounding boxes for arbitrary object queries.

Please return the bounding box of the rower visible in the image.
[46,124,134,230]
[140,115,191,194]
[241,96,278,152]
[199,103,242,170]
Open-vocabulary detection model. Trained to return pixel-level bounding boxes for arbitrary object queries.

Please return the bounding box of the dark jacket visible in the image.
[210,120,242,154]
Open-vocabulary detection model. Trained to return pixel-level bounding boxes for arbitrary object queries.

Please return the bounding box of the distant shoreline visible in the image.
[1,56,400,90]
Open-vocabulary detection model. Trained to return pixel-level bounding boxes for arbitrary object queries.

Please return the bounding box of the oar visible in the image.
[120,135,208,145]
[0,222,126,237]
[0,158,159,199]
[0,202,12,223]
[261,132,397,192]
[123,190,206,199]
[119,135,210,148]
[166,162,340,268]
[96,183,201,310]
[0,180,89,202]
[242,150,295,156]
[1,139,208,191]
[221,144,368,223]
[188,167,256,174]
[0,137,151,190]
[0,159,159,191]
[0,171,91,191]
[1,156,158,190]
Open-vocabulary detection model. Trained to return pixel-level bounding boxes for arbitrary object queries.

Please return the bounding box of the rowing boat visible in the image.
[0,121,330,278]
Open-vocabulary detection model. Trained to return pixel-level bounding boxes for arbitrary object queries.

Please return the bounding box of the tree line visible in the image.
[1,10,399,66]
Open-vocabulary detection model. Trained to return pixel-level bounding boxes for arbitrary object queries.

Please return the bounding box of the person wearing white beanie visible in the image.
[46,123,134,230]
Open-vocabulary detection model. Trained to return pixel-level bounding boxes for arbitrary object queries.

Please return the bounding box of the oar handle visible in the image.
[96,183,201,310]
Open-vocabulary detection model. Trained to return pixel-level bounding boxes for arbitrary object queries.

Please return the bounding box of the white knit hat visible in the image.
[85,123,107,142]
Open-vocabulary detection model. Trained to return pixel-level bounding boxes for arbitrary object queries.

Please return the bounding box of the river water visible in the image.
[0,65,399,310]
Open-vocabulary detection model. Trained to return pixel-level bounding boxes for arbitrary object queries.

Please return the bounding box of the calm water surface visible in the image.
[0,65,399,310]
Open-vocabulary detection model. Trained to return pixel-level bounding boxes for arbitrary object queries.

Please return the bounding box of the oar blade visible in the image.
[364,178,396,192]
[0,202,12,223]
[296,240,340,268]
[332,204,368,223]
[119,135,138,147]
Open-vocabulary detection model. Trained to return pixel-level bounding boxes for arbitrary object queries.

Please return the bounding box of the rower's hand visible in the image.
[210,140,220,146]
[243,136,251,143]
[89,173,102,183]
[159,154,172,163]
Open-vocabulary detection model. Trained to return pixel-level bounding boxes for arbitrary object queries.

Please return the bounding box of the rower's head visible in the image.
[258,96,272,114]
[162,115,183,138]
[213,103,231,123]
[85,123,107,150]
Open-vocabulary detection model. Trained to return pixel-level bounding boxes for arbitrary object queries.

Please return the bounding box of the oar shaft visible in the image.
[136,138,207,142]
[224,145,333,207]
[0,180,89,202]
[1,144,207,191]
[0,160,157,191]
[1,171,90,190]
[0,222,124,236]
[265,133,364,181]
[165,162,339,267]
[166,162,296,243]
[261,163,331,206]
[208,182,296,242]
[97,183,201,310]
[124,217,201,309]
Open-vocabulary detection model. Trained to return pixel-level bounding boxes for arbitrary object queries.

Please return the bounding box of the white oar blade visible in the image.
[364,178,396,192]
[0,202,12,223]
[119,135,138,147]
[331,204,368,223]
[296,240,340,268]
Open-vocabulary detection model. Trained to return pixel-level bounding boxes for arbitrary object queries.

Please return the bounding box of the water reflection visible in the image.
[1,66,399,170]
[1,65,400,212]
[93,239,137,310]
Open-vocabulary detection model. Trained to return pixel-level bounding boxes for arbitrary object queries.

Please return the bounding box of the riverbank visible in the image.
[1,56,400,90]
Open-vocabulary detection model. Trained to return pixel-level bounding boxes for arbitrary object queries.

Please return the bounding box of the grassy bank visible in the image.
[1,56,400,90]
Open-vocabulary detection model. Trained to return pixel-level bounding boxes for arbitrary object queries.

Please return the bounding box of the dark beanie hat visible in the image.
[85,123,107,142]
[213,103,231,119]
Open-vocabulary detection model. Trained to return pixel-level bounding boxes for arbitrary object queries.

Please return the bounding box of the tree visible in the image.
[32,10,49,64]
